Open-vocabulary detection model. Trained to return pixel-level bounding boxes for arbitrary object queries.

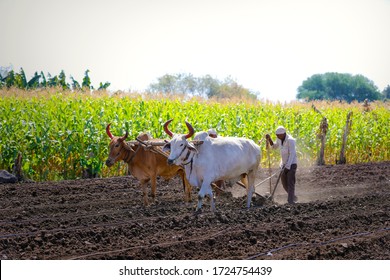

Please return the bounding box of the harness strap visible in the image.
[181,149,196,179]
[124,144,141,163]
[182,149,193,164]
[167,143,196,178]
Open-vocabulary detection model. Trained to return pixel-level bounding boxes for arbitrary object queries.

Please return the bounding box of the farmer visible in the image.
[266,126,298,204]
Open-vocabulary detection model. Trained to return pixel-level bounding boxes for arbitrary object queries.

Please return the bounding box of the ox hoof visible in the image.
[194,208,203,215]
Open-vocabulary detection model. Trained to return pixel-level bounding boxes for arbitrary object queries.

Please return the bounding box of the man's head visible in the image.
[275,126,286,140]
[208,128,217,138]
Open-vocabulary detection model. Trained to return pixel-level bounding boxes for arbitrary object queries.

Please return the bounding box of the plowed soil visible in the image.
[1,162,389,260]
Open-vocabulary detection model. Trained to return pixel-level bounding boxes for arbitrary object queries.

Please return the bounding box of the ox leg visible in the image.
[246,171,257,208]
[210,188,216,212]
[150,176,157,204]
[196,181,215,212]
[140,179,150,206]
[196,194,203,212]
[240,175,252,208]
[178,169,192,202]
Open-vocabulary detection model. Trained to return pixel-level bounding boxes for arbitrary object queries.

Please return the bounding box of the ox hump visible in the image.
[137,132,153,141]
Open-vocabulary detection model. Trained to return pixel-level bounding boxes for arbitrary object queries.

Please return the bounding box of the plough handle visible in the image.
[270,168,284,199]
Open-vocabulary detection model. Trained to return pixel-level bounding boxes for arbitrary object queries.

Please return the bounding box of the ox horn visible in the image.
[106,124,114,139]
[119,131,129,142]
[184,121,195,139]
[163,119,174,138]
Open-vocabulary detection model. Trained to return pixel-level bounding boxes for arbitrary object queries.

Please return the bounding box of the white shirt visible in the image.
[271,134,297,169]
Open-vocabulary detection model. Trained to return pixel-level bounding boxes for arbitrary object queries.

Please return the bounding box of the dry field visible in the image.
[0,161,389,260]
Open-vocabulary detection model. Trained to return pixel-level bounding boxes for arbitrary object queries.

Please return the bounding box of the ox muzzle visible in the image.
[105,159,115,167]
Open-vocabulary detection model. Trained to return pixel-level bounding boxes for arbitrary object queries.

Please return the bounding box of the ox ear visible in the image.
[123,142,135,152]
[186,142,198,153]
[191,140,204,146]
[162,142,171,153]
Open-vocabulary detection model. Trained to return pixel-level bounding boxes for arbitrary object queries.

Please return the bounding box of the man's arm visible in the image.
[266,134,279,149]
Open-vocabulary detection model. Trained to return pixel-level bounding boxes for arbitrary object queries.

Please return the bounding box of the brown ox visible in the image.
[105,124,192,205]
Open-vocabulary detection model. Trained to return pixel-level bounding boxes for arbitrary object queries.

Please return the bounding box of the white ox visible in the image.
[162,119,261,212]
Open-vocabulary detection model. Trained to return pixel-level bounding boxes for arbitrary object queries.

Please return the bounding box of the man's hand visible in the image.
[266,134,274,146]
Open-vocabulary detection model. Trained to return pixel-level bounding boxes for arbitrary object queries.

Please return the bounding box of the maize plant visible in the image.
[0,89,389,181]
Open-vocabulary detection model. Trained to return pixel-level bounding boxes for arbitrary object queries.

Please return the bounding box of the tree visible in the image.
[98,82,111,90]
[82,69,92,89]
[0,65,12,88]
[5,70,15,88]
[70,76,81,90]
[382,85,390,100]
[148,74,178,94]
[27,72,41,88]
[40,71,47,87]
[147,72,258,99]
[297,73,381,102]
[58,70,70,90]
[196,74,220,98]
[47,73,59,87]
[14,68,28,88]
[217,76,258,100]
[0,68,40,89]
[178,73,197,95]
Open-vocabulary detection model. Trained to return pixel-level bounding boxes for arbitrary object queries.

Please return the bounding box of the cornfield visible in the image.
[1,88,389,181]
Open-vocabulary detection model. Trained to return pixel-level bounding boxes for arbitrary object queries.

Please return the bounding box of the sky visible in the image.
[1,0,390,101]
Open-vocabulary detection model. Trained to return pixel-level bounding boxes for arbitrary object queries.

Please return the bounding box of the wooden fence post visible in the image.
[337,111,353,164]
[312,104,328,165]
[317,117,328,165]
[12,152,23,182]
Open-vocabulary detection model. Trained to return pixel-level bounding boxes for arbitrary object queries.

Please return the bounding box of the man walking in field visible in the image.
[266,126,298,204]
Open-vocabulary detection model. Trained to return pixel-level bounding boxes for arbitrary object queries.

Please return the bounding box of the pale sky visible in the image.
[1,0,389,101]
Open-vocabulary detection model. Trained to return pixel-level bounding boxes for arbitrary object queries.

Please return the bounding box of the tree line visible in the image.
[147,73,259,100]
[1,65,389,102]
[149,72,389,102]
[0,66,110,91]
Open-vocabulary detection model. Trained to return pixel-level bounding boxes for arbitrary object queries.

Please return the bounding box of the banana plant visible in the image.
[98,82,110,90]
[0,66,110,91]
